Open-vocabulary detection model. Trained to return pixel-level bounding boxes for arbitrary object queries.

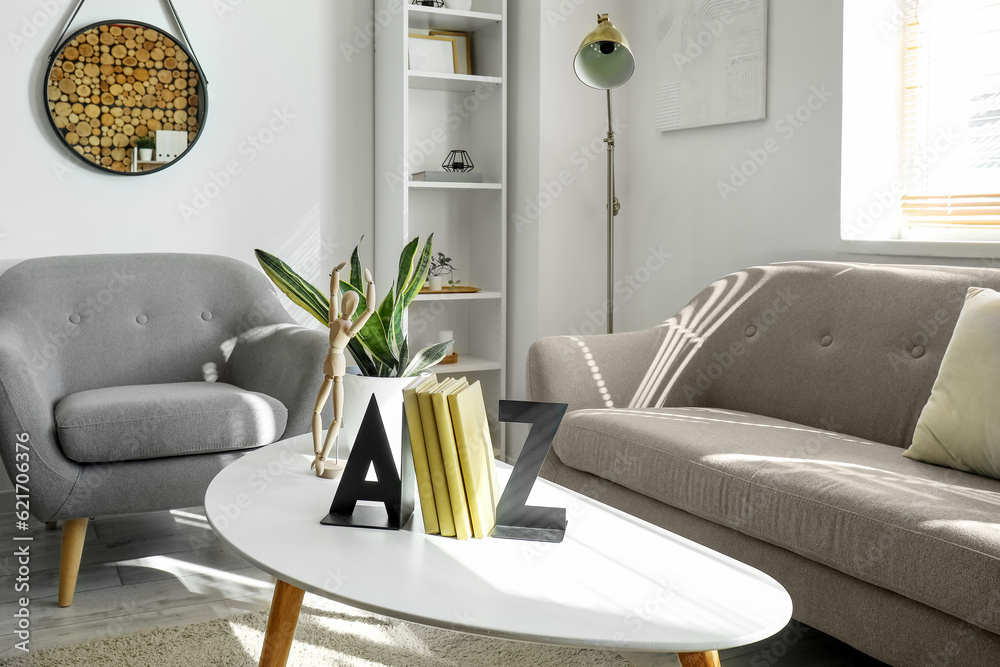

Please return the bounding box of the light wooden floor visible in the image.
[0,508,887,666]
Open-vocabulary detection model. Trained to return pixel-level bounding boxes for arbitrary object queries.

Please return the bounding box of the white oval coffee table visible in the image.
[205,434,792,667]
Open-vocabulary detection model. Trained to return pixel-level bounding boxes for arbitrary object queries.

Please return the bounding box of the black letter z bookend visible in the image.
[491,400,569,543]
[321,395,415,530]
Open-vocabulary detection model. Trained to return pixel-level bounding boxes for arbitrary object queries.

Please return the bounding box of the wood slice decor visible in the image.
[418,286,483,294]
[437,352,459,365]
[45,21,205,175]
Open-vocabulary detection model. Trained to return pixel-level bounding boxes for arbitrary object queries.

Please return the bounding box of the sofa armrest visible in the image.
[0,333,81,522]
[527,327,668,412]
[222,324,332,438]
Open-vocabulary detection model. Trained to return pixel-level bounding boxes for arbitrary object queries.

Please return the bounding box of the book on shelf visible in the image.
[431,377,474,540]
[410,171,485,183]
[417,379,457,537]
[403,374,440,535]
[448,380,499,539]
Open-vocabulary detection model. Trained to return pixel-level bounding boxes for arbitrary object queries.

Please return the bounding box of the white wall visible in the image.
[616,0,982,331]
[1,0,373,280]
[619,0,847,331]
[0,0,374,492]
[506,0,540,415]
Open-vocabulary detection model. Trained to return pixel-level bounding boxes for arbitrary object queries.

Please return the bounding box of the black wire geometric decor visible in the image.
[442,150,474,173]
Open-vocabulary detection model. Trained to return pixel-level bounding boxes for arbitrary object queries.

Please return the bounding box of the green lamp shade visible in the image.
[573,41,635,89]
[573,15,634,90]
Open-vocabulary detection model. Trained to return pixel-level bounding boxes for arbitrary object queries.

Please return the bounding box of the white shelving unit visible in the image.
[413,290,502,302]
[375,0,507,459]
[407,181,502,191]
[408,71,503,92]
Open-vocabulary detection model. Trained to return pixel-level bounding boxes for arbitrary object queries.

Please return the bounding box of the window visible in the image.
[899,0,1000,235]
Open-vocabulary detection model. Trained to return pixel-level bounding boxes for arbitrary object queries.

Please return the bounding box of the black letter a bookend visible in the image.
[321,395,415,530]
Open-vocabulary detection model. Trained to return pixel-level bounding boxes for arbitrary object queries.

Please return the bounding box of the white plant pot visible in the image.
[428,275,444,291]
[138,148,153,161]
[340,374,414,470]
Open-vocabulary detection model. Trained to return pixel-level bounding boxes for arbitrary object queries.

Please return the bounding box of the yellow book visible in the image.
[417,379,456,537]
[403,374,439,535]
[448,381,499,539]
[431,377,473,540]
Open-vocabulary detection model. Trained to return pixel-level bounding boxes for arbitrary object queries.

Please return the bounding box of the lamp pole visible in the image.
[572,13,633,335]
[605,89,619,334]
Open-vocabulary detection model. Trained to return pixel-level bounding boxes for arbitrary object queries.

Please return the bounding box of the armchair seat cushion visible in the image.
[552,406,1000,635]
[55,382,288,463]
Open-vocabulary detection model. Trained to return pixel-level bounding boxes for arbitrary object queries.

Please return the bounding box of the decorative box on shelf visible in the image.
[155,130,188,162]
[419,285,481,294]
[411,171,484,183]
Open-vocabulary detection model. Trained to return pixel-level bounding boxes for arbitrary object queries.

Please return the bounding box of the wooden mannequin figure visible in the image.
[311,261,376,478]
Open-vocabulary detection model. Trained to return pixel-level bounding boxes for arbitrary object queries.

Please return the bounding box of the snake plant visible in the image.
[255,235,453,377]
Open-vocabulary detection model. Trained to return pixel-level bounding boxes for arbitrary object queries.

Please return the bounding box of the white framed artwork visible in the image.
[655,0,768,131]
[408,34,458,74]
[430,30,472,75]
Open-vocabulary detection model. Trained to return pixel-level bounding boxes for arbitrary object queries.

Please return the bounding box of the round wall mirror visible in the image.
[44,20,208,175]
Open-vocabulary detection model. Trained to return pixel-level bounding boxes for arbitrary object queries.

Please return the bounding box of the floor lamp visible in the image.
[573,14,634,334]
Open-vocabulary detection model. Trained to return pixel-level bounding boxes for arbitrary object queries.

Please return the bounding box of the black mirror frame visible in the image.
[43,18,209,177]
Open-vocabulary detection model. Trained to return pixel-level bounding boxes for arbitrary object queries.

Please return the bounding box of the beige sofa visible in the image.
[527,262,1000,667]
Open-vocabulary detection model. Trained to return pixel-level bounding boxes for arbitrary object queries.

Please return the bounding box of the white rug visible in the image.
[2,595,655,666]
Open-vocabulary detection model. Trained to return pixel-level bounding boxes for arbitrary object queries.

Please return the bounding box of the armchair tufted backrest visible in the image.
[637,261,1000,449]
[0,253,294,401]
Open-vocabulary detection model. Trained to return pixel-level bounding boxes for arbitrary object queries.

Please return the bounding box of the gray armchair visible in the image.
[0,253,331,606]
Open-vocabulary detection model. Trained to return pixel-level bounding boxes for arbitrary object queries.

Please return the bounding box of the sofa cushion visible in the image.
[552,407,1000,636]
[906,286,1000,480]
[55,382,287,463]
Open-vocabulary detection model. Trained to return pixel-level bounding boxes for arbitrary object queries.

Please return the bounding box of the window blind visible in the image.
[901,0,1000,228]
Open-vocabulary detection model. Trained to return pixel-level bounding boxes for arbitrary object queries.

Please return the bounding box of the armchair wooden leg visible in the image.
[58,518,88,608]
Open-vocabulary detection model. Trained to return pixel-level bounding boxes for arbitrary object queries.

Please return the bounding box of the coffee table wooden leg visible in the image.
[259,579,305,667]
[678,651,721,667]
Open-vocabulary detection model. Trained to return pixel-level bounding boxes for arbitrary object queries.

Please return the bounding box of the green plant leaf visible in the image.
[395,237,419,301]
[349,239,363,289]
[398,338,409,377]
[354,311,398,370]
[339,279,359,298]
[389,294,406,357]
[347,338,377,376]
[400,234,434,306]
[255,250,329,325]
[377,284,398,356]
[401,340,454,377]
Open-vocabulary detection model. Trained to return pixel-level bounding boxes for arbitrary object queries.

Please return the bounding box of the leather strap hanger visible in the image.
[46,0,209,85]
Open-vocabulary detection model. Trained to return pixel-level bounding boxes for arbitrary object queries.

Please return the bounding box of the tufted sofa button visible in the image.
[69,314,81,324]
[136,315,147,325]
[821,335,833,347]
[201,311,212,321]
[745,325,757,337]
[912,345,925,358]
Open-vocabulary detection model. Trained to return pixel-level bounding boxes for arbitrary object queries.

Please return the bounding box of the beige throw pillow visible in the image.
[905,286,1000,479]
